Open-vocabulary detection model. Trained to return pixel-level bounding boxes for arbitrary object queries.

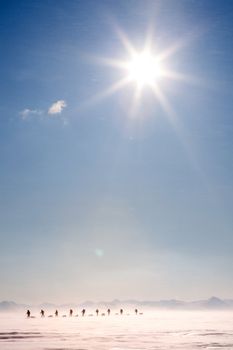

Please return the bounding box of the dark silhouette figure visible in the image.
[69,309,73,317]
[26,310,31,318]
[81,309,86,316]
[107,308,111,316]
[135,309,138,315]
[96,309,99,316]
[120,309,123,315]
[55,310,58,317]
[40,309,45,317]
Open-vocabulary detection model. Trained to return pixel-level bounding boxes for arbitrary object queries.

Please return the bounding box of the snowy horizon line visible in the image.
[1,296,233,311]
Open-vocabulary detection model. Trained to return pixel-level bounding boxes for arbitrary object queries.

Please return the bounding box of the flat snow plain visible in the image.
[0,311,233,349]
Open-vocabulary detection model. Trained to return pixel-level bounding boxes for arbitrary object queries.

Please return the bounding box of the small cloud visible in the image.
[19,108,43,120]
[48,100,67,115]
[20,100,68,123]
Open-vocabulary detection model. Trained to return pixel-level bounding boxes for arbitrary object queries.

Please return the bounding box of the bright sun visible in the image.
[92,27,194,115]
[127,51,161,87]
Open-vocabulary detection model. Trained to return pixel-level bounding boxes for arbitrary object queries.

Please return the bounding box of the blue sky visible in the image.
[0,0,233,303]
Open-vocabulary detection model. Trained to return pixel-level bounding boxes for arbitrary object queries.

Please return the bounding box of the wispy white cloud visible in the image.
[20,99,67,123]
[19,108,43,120]
[48,100,67,115]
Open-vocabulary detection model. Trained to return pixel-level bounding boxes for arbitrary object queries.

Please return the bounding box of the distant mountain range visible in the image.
[1,297,233,312]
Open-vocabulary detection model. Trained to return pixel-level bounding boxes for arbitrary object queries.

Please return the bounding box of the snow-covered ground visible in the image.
[0,311,233,349]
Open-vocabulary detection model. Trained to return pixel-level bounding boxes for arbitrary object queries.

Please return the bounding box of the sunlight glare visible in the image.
[127,51,161,87]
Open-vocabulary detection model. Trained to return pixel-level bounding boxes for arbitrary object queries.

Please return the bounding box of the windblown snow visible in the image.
[0,311,233,349]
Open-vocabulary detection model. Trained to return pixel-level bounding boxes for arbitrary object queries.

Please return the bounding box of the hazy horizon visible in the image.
[1,296,233,310]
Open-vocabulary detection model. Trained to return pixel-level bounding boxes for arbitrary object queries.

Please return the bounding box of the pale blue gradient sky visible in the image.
[0,0,233,303]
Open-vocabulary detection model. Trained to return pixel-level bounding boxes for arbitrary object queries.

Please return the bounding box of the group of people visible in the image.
[26,308,139,318]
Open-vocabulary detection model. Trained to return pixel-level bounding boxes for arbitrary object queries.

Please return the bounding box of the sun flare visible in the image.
[90,27,197,117]
[127,51,162,87]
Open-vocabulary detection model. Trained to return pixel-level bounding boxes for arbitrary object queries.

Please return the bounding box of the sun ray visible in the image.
[128,84,143,117]
[160,69,205,86]
[93,56,129,70]
[143,24,155,52]
[115,27,137,58]
[156,29,201,62]
[151,83,204,177]
[81,76,131,109]
[150,83,177,125]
